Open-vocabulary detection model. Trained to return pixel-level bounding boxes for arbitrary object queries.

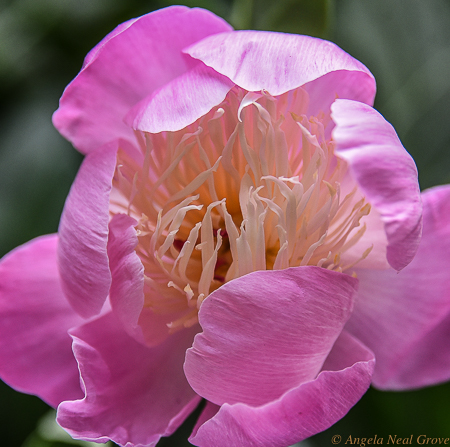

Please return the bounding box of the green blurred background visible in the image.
[1,0,449,446]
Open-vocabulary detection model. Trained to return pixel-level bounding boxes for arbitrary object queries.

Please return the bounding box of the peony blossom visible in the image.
[1,5,450,447]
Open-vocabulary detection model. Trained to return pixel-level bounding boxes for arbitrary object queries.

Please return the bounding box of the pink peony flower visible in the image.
[1,5,450,447]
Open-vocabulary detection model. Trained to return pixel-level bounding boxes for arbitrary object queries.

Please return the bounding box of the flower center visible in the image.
[111,87,371,330]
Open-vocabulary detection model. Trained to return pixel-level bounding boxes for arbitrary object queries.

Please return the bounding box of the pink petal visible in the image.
[191,401,220,440]
[81,18,140,70]
[53,6,232,154]
[346,185,450,389]
[302,70,376,118]
[184,266,358,407]
[189,331,374,447]
[58,140,118,318]
[186,30,375,101]
[331,99,422,271]
[57,312,200,447]
[0,235,83,407]
[107,213,144,337]
[127,62,234,133]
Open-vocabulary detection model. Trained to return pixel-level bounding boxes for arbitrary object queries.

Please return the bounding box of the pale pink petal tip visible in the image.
[107,213,192,347]
[331,99,422,271]
[0,235,83,407]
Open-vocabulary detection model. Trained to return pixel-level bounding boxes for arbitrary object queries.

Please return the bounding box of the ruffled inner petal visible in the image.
[57,312,199,447]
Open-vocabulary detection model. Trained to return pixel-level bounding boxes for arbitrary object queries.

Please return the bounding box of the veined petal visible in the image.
[58,140,118,318]
[347,185,450,389]
[53,6,232,154]
[57,312,200,447]
[189,331,374,447]
[331,99,422,271]
[184,267,358,407]
[186,30,375,102]
[127,63,235,133]
[0,235,83,407]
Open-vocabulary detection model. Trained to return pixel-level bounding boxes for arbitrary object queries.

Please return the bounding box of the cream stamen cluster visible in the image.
[111,87,372,330]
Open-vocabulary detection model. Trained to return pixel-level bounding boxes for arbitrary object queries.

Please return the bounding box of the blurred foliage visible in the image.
[312,383,450,446]
[333,0,450,190]
[0,0,151,92]
[0,381,48,447]
[0,0,449,446]
[230,0,333,36]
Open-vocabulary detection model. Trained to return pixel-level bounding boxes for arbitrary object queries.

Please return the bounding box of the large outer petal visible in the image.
[186,30,375,102]
[0,235,83,407]
[57,312,200,447]
[185,266,358,407]
[346,185,450,389]
[331,99,422,271]
[189,331,374,447]
[53,6,233,154]
[58,140,119,318]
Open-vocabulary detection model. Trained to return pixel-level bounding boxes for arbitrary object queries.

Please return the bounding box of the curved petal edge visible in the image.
[186,30,375,101]
[331,99,422,271]
[126,62,234,133]
[53,6,233,154]
[189,331,375,447]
